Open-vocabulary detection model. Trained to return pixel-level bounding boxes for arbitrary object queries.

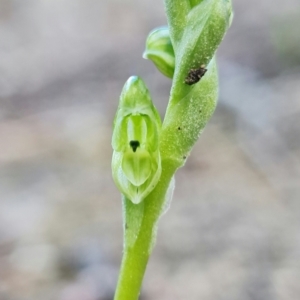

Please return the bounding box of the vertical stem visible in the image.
[114,159,177,300]
[114,222,152,300]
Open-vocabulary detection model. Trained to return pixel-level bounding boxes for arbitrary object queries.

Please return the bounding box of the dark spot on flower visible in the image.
[184,65,207,85]
[178,127,181,130]
[130,140,140,152]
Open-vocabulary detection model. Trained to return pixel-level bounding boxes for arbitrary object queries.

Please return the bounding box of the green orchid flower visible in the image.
[112,76,162,204]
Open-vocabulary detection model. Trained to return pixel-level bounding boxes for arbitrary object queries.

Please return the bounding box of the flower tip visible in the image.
[142,51,148,60]
[130,195,142,205]
[126,75,140,85]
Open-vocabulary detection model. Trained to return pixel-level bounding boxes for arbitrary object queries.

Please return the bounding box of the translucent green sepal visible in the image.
[143,27,175,78]
[112,76,162,204]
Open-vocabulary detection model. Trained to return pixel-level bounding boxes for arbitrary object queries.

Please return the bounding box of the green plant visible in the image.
[112,1,233,299]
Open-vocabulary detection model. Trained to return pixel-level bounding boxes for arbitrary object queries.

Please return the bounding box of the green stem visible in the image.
[114,158,178,300]
[113,238,150,300]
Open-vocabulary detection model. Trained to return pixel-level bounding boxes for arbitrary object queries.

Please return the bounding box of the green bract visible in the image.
[112,76,162,204]
[165,0,233,103]
[161,57,218,165]
[143,27,175,78]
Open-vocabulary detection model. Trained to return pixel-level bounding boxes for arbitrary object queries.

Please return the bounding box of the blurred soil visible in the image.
[0,0,300,299]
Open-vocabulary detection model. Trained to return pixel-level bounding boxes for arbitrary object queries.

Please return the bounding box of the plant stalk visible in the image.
[114,158,178,300]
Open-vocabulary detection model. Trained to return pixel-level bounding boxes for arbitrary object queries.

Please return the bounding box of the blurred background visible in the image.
[0,0,300,299]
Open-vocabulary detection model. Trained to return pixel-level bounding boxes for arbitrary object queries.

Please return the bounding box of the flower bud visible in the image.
[143,27,175,78]
[112,76,162,204]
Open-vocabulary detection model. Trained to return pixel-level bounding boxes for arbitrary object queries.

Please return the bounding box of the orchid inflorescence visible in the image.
[112,1,233,299]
